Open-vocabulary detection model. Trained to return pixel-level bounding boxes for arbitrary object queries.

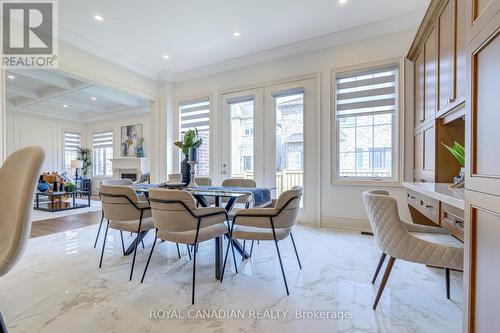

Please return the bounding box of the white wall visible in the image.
[174,29,416,227]
[6,113,85,172]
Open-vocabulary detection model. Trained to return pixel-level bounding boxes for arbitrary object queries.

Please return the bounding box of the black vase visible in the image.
[181,155,191,184]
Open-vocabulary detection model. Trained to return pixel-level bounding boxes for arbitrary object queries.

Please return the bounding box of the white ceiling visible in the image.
[6,69,150,122]
[58,0,430,80]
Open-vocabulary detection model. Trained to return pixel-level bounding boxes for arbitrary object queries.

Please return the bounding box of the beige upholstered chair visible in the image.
[141,189,233,304]
[94,179,145,248]
[362,190,464,309]
[0,146,45,332]
[221,186,303,295]
[99,185,155,281]
[195,177,212,186]
[222,178,257,212]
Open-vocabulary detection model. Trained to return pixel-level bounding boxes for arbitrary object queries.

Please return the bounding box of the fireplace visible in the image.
[121,173,137,181]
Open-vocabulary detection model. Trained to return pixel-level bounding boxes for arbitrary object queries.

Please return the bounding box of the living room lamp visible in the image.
[71,160,83,180]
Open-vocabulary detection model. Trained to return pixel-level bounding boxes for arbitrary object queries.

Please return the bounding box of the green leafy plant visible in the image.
[77,147,92,177]
[174,128,203,155]
[64,182,77,192]
[442,141,465,166]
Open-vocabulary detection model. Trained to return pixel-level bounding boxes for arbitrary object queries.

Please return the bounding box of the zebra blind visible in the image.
[336,65,397,118]
[92,131,114,176]
[64,131,81,171]
[92,131,114,148]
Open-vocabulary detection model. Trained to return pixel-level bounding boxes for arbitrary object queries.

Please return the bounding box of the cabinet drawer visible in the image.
[440,202,464,241]
[407,190,440,224]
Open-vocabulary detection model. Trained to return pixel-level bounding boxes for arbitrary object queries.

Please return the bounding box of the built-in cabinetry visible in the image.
[463,2,500,332]
[409,0,466,184]
[411,0,500,331]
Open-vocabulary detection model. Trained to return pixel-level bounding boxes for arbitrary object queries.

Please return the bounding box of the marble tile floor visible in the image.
[0,224,463,333]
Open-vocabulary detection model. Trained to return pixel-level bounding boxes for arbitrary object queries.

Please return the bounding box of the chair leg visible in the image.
[372,253,387,284]
[221,236,232,282]
[120,231,126,256]
[290,232,302,269]
[192,243,197,305]
[129,215,143,281]
[140,231,158,283]
[231,240,238,273]
[176,243,181,259]
[1,311,8,333]
[186,244,192,260]
[273,239,289,295]
[242,240,246,261]
[373,256,396,310]
[249,240,255,257]
[98,220,109,268]
[93,212,104,248]
[445,268,451,300]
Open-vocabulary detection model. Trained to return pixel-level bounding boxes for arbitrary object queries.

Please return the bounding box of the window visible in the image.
[242,120,254,136]
[179,98,210,176]
[335,64,398,180]
[242,156,253,172]
[92,131,113,177]
[64,131,81,172]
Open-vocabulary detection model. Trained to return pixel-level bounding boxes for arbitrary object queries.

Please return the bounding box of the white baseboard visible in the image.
[320,215,372,232]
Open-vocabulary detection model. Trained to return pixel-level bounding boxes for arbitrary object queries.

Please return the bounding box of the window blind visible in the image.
[64,131,81,152]
[179,99,210,132]
[336,66,397,118]
[92,131,114,148]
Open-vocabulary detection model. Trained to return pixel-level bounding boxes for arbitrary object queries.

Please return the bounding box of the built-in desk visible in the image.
[403,182,465,242]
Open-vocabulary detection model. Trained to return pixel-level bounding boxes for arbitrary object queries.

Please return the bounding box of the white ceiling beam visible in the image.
[5,86,40,99]
[11,69,73,90]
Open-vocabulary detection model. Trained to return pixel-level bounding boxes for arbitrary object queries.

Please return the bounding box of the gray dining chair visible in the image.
[0,146,45,333]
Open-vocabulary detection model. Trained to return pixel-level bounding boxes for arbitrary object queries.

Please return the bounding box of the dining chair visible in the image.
[93,179,136,248]
[221,186,303,295]
[0,146,45,333]
[195,177,212,186]
[141,189,235,304]
[362,190,464,310]
[99,185,156,281]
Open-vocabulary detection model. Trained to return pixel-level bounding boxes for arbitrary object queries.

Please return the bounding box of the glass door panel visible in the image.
[229,99,255,179]
[275,93,304,197]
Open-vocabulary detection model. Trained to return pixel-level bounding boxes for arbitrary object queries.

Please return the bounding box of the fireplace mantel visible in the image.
[110,158,149,179]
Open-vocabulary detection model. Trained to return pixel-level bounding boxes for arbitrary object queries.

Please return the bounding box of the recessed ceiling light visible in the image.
[63,104,68,108]
[7,75,15,80]
[94,15,103,21]
[90,97,97,101]
[233,31,241,37]
[162,54,169,59]
[339,0,348,4]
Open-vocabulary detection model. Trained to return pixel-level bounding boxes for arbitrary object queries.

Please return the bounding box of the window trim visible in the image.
[331,58,404,186]
[92,130,114,178]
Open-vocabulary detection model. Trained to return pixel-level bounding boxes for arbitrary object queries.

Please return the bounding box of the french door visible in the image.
[220,78,317,223]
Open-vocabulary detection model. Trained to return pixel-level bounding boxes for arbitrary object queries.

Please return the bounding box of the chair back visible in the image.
[101,179,134,186]
[0,146,45,277]
[149,189,199,232]
[195,177,212,186]
[362,190,408,254]
[100,185,142,221]
[273,186,302,228]
[222,178,256,188]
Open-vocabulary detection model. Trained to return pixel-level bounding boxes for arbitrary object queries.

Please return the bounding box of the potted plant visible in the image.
[77,147,92,179]
[174,129,203,184]
[442,141,465,188]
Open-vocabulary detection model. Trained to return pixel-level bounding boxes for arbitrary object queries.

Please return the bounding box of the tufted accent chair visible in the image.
[362,189,463,309]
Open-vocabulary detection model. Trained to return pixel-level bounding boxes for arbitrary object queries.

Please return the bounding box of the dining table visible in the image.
[128,183,273,280]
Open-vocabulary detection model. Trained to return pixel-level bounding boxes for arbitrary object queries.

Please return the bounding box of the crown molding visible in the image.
[166,10,425,83]
[59,26,163,81]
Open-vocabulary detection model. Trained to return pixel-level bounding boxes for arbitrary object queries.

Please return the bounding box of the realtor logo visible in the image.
[1,0,58,68]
